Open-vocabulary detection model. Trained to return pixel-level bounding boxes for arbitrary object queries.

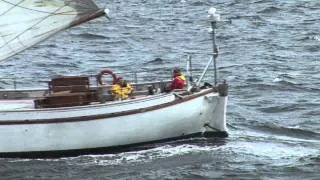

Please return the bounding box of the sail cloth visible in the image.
[0,0,105,61]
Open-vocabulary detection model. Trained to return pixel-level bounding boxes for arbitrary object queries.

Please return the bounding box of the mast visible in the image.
[208,8,220,85]
[192,8,221,90]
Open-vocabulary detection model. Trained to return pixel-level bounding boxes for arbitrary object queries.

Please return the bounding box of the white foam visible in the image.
[227,130,320,166]
[272,77,282,82]
[230,141,318,161]
[311,35,320,41]
[65,144,221,166]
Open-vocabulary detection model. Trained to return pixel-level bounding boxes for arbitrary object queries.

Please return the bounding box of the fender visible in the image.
[97,69,118,85]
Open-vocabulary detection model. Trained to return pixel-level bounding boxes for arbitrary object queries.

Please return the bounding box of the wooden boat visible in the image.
[0,1,228,158]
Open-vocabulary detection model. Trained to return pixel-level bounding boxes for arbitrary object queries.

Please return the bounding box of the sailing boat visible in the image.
[0,1,228,158]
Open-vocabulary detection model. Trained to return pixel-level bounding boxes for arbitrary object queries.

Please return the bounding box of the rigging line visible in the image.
[33,27,63,39]
[0,28,61,64]
[0,29,61,64]
[0,5,67,51]
[0,0,97,16]
[0,32,17,63]
[0,0,24,17]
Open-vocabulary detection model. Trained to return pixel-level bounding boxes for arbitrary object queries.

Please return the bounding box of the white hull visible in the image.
[0,89,228,157]
[0,2,228,158]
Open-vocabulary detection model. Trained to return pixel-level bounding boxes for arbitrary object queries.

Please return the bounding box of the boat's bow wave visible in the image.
[65,144,222,166]
[5,143,221,164]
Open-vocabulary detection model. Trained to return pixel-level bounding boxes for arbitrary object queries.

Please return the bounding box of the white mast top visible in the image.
[208,7,220,22]
[104,8,110,19]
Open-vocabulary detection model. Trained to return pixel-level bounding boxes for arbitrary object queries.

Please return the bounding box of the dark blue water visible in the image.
[1,0,319,179]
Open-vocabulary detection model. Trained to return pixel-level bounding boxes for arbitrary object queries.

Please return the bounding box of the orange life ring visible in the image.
[97,69,118,85]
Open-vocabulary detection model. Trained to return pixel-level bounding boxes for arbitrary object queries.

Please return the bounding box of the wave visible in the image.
[40,44,58,48]
[232,83,293,92]
[88,50,111,54]
[303,111,320,116]
[299,154,320,164]
[257,104,306,113]
[233,79,319,93]
[311,35,320,41]
[258,6,282,14]
[190,1,210,6]
[303,44,320,52]
[302,19,320,26]
[61,143,222,166]
[245,77,263,83]
[296,154,320,174]
[143,58,166,65]
[74,33,109,40]
[254,123,320,140]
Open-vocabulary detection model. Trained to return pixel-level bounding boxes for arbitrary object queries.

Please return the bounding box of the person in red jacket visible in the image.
[169,68,185,90]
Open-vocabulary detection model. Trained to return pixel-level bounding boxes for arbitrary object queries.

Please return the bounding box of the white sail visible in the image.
[0,0,105,61]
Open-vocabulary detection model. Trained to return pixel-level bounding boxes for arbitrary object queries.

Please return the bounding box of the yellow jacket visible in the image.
[111,83,133,100]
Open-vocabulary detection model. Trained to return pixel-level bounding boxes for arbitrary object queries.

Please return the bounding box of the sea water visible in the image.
[0,0,319,179]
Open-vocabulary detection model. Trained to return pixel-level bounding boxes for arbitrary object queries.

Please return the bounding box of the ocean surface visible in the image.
[1,0,320,179]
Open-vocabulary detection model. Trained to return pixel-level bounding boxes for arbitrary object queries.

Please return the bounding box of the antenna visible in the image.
[208,7,220,85]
